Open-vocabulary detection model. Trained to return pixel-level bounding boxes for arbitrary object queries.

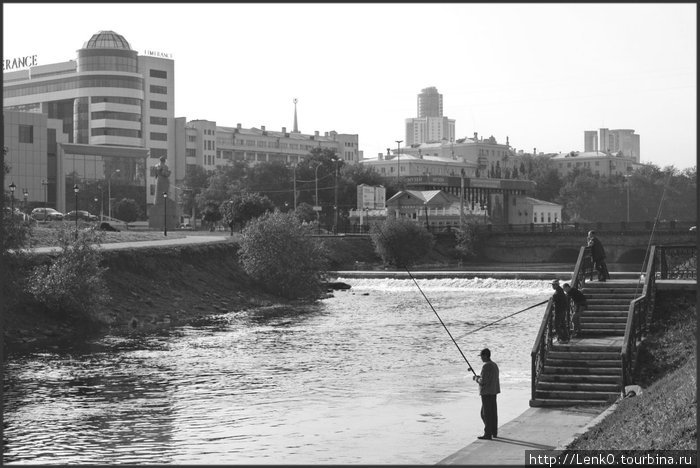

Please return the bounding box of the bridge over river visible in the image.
[475,222,696,264]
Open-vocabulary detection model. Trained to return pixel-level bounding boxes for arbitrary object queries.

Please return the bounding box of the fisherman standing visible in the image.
[473,348,500,440]
[587,230,610,282]
[563,283,587,337]
[551,279,570,343]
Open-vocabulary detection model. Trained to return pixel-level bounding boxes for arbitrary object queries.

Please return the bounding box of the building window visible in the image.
[19,125,33,143]
[92,111,141,122]
[150,69,167,79]
[149,84,167,94]
[150,100,167,110]
[91,128,142,138]
[186,148,196,158]
[150,116,168,125]
[150,148,167,159]
[188,135,196,142]
[150,132,168,141]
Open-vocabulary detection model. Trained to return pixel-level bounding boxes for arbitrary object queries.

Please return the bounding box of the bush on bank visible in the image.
[369,217,435,268]
[25,225,111,318]
[238,210,329,300]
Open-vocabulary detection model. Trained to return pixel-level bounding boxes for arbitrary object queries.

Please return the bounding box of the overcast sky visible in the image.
[3,3,697,169]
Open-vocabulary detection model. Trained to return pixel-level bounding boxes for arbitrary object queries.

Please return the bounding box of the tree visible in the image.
[369,217,435,268]
[201,201,223,230]
[238,210,329,300]
[454,223,484,261]
[220,191,275,234]
[113,198,140,222]
[294,202,317,223]
[26,225,110,318]
[245,160,293,208]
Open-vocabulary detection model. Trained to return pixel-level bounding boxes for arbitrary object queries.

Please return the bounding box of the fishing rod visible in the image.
[455,299,549,341]
[400,266,478,376]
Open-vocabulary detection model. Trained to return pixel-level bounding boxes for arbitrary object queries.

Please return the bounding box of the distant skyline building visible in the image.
[406,86,455,146]
[417,86,443,118]
[584,128,640,162]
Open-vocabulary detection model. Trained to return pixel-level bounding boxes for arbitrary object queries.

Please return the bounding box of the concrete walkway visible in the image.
[24,235,230,254]
[438,404,612,465]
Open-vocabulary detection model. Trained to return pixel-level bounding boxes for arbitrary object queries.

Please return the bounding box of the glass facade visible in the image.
[4,75,144,98]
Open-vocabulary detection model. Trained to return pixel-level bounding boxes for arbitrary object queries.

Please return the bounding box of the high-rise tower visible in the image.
[406,86,454,145]
[417,86,443,118]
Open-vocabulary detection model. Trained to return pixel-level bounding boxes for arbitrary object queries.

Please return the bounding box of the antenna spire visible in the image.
[293,98,299,133]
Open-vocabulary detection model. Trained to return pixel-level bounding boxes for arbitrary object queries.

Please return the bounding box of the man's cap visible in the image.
[588,230,596,236]
[551,279,560,285]
[563,283,571,288]
[479,348,491,357]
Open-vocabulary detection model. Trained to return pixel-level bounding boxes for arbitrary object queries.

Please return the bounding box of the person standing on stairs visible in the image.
[563,283,587,337]
[551,279,570,343]
[473,348,500,440]
[587,230,610,282]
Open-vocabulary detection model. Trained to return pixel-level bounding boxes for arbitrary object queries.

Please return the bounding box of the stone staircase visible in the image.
[530,279,641,407]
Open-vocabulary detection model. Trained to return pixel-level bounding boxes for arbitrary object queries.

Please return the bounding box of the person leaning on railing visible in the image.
[563,283,587,338]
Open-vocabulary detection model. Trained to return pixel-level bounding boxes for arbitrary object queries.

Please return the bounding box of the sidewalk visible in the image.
[26,234,230,254]
[438,404,612,465]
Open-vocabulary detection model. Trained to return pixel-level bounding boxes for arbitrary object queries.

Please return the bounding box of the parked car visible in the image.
[98,216,128,231]
[31,207,64,221]
[64,210,99,221]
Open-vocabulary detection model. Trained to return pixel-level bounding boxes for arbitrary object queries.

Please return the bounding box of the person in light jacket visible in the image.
[473,348,500,440]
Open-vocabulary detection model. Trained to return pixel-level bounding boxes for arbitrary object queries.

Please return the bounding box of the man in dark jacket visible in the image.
[551,279,569,343]
[563,283,587,337]
[587,230,610,282]
[473,348,500,440]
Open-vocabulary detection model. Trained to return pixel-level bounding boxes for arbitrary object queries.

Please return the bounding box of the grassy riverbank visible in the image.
[565,290,697,451]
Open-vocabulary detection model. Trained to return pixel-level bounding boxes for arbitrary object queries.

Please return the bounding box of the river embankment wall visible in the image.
[2,242,282,353]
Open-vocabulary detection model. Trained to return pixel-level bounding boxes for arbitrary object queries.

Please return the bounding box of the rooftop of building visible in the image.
[524,196,561,206]
[550,151,635,159]
[82,30,132,50]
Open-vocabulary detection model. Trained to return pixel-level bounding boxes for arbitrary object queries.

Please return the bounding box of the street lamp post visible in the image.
[624,174,631,223]
[23,189,28,213]
[395,140,402,182]
[163,192,168,236]
[94,196,99,217]
[108,169,120,219]
[314,162,321,224]
[460,168,465,230]
[41,179,48,222]
[332,158,340,234]
[73,184,79,240]
[293,164,297,211]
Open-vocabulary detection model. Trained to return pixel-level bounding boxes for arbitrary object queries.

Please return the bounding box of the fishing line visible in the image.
[454,299,549,341]
[634,170,673,296]
[401,266,478,376]
[371,221,477,374]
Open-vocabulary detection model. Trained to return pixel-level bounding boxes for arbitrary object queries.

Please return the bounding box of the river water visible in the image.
[3,277,552,465]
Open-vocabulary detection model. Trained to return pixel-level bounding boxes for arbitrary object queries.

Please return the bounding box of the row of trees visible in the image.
[178,149,696,228]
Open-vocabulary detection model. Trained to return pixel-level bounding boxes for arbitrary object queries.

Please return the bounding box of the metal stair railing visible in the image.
[620,245,656,395]
[531,245,590,402]
[620,244,697,394]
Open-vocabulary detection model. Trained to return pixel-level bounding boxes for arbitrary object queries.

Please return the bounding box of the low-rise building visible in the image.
[550,151,643,177]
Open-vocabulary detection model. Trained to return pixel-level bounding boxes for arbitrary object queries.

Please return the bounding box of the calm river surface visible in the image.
[3,277,552,464]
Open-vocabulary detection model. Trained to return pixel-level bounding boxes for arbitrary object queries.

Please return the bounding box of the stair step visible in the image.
[547,351,621,360]
[530,398,615,407]
[581,317,627,323]
[535,390,620,400]
[580,330,625,336]
[545,358,622,368]
[542,365,622,376]
[582,323,626,330]
[540,372,621,381]
[537,382,621,392]
[550,344,621,353]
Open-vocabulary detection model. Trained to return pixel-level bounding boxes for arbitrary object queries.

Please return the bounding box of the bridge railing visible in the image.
[473,220,695,235]
[655,244,697,279]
